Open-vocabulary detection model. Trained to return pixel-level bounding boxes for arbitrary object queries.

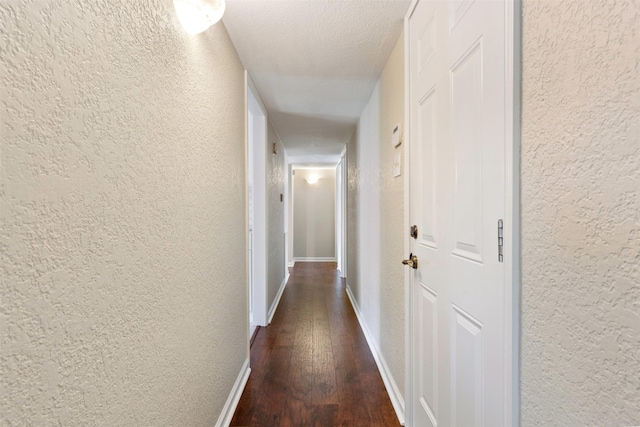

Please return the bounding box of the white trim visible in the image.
[287,260,295,268]
[268,272,290,324]
[335,161,340,272]
[292,257,335,262]
[505,1,521,425]
[247,75,267,118]
[247,73,269,328]
[338,166,344,277]
[402,4,415,426]
[244,71,251,365]
[287,154,342,165]
[215,358,251,427]
[292,165,337,170]
[345,285,406,426]
[340,149,347,279]
[285,159,294,270]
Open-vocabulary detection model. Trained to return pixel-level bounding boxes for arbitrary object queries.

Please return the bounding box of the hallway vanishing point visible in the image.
[231,263,400,426]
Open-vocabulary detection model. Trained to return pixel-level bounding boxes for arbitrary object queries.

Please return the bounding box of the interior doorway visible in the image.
[291,167,337,263]
[284,158,347,274]
[246,75,268,337]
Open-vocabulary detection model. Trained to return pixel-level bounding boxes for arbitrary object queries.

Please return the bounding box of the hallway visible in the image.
[231,263,400,426]
[3,1,639,425]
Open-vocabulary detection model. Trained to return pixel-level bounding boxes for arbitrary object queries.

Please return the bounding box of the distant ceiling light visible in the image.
[174,0,226,35]
[306,174,319,184]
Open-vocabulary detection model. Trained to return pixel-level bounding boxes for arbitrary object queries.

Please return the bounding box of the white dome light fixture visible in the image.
[174,0,226,35]
[306,174,319,185]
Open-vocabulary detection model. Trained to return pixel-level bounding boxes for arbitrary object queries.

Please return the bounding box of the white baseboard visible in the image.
[215,357,251,427]
[345,285,406,426]
[268,272,290,324]
[288,261,295,268]
[293,257,336,262]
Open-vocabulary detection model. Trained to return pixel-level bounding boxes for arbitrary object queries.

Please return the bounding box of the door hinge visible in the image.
[498,219,504,263]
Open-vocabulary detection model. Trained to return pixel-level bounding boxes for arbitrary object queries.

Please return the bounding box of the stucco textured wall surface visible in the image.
[0,1,247,425]
[521,1,640,425]
[346,32,405,400]
[267,122,286,309]
[377,34,405,397]
[347,129,360,300]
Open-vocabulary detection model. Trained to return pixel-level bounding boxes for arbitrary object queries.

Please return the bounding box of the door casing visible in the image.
[246,73,268,335]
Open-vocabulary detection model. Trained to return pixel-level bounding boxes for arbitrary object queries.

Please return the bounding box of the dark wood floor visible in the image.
[231,262,401,427]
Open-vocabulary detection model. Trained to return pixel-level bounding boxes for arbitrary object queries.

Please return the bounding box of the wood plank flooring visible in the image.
[231,262,400,427]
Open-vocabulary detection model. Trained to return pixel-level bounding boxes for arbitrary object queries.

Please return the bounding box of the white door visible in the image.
[407,1,514,426]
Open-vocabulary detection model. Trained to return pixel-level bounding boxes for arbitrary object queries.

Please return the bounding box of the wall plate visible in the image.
[392,123,403,148]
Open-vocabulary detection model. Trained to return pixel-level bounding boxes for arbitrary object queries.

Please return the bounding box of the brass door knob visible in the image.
[402,253,418,269]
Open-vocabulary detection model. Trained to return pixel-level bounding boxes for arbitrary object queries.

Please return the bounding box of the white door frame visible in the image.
[335,151,348,277]
[284,158,289,270]
[246,72,268,332]
[285,160,294,268]
[285,155,343,268]
[339,147,347,278]
[335,161,342,272]
[402,1,521,425]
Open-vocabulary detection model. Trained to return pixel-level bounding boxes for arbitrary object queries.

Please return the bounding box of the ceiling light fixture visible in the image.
[306,174,319,185]
[174,0,226,35]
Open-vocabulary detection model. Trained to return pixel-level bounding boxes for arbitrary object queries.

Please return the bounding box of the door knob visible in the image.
[402,253,418,269]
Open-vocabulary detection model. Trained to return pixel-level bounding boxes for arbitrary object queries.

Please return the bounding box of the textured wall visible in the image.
[0,1,248,425]
[521,1,640,425]
[267,121,286,310]
[293,169,336,259]
[347,130,360,299]
[377,34,405,397]
[346,33,405,397]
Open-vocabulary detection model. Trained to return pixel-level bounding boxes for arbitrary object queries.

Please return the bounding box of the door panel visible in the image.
[418,12,437,73]
[418,283,438,427]
[451,0,475,30]
[451,305,483,427]
[451,40,483,263]
[418,89,438,248]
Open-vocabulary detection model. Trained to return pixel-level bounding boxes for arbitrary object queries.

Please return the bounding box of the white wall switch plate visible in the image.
[392,123,402,148]
[393,151,401,177]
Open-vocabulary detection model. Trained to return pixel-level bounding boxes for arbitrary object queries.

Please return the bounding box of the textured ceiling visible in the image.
[223,0,410,158]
